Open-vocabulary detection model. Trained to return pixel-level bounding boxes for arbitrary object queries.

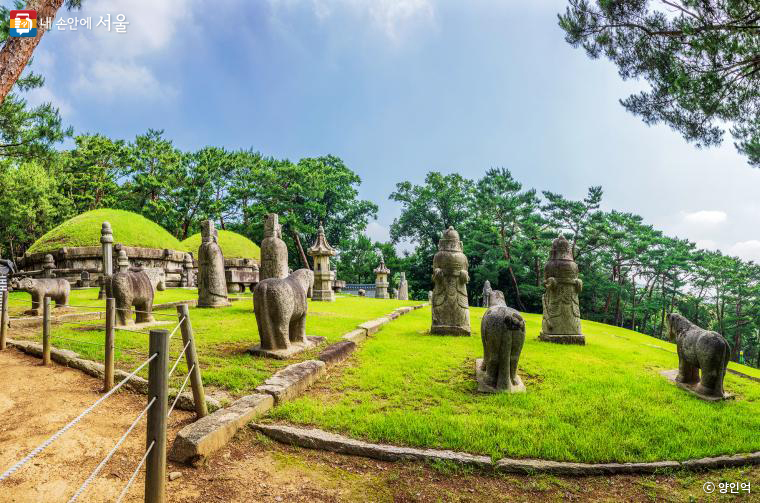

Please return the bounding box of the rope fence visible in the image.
[1,297,208,501]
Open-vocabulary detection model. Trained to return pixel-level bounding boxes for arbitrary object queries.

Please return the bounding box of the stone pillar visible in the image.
[116,249,130,273]
[42,254,55,278]
[397,272,409,300]
[307,223,336,301]
[373,257,390,299]
[430,227,470,336]
[197,220,229,308]
[260,213,289,281]
[539,235,584,345]
[182,253,195,287]
[98,221,113,299]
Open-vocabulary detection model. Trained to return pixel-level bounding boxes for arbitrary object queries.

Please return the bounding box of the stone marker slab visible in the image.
[537,333,586,345]
[659,369,735,402]
[255,360,326,404]
[318,340,356,367]
[248,335,326,360]
[170,393,274,465]
[395,307,413,314]
[475,358,525,394]
[357,317,389,336]
[342,328,367,344]
[252,423,492,469]
[387,311,400,320]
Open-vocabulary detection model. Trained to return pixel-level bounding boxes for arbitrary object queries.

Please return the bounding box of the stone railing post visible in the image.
[98,221,113,300]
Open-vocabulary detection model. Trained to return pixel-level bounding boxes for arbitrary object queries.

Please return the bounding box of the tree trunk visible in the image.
[0,0,64,104]
[507,265,525,311]
[733,302,742,361]
[292,230,310,269]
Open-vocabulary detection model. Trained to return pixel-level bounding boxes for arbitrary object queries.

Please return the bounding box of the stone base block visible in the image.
[475,359,526,394]
[197,300,232,308]
[311,289,335,302]
[430,325,471,336]
[318,340,356,367]
[358,318,389,336]
[255,360,326,404]
[538,333,585,345]
[115,320,174,331]
[659,370,734,402]
[247,335,326,360]
[342,328,368,344]
[169,393,274,465]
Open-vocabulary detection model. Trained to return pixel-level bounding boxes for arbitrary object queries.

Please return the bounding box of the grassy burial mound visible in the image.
[269,306,760,464]
[27,208,185,254]
[181,229,261,260]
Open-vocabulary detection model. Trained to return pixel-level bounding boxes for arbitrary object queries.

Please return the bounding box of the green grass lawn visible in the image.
[268,306,760,464]
[7,290,422,394]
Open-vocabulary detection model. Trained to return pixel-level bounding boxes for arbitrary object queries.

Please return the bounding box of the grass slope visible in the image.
[27,209,184,254]
[269,306,760,463]
[8,292,421,394]
[181,230,261,260]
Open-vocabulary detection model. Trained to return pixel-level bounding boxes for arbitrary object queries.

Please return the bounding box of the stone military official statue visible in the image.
[430,226,470,336]
[539,235,584,345]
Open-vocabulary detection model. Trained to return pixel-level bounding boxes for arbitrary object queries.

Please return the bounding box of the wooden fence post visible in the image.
[0,290,8,350]
[42,296,50,365]
[176,304,207,418]
[104,298,115,391]
[145,329,168,503]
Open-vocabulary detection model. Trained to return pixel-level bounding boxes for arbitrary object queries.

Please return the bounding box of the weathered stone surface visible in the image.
[105,268,155,326]
[680,452,760,469]
[342,328,367,344]
[197,220,230,308]
[387,311,400,320]
[431,227,470,336]
[253,424,492,468]
[666,313,732,400]
[252,269,314,357]
[482,280,493,308]
[255,360,326,404]
[260,213,289,282]
[478,289,526,392]
[358,317,389,336]
[141,267,167,291]
[395,306,413,315]
[397,272,409,300]
[173,391,223,413]
[373,257,390,299]
[248,335,325,360]
[318,340,356,367]
[539,235,584,345]
[308,224,336,302]
[169,393,274,465]
[660,369,735,402]
[9,277,70,315]
[495,458,680,476]
[168,471,183,481]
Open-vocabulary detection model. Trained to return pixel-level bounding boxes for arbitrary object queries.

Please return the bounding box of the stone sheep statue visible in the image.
[10,277,70,316]
[105,270,155,326]
[477,290,526,393]
[253,269,313,352]
[667,313,730,399]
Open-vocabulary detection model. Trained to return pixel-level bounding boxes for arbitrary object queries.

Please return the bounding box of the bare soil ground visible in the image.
[1,348,758,503]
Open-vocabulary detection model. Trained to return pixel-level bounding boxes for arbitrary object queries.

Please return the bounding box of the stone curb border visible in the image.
[170,301,428,465]
[252,423,760,476]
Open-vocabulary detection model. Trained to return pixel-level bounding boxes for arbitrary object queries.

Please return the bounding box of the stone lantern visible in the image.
[307,223,336,302]
[374,256,390,299]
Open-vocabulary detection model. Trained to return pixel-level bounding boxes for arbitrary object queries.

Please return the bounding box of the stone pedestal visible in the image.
[374,257,390,299]
[307,224,336,302]
[660,370,734,402]
[248,335,326,360]
[539,236,584,345]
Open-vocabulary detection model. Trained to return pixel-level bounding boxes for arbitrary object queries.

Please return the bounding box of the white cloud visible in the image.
[365,221,391,242]
[24,85,73,117]
[726,240,760,263]
[366,0,434,43]
[695,239,718,251]
[73,61,176,100]
[682,210,727,226]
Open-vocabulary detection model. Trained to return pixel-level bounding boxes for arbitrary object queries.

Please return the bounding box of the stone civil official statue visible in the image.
[197,220,229,308]
[430,226,470,336]
[539,235,584,344]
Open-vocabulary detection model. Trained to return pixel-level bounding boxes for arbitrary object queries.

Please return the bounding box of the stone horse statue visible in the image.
[10,277,70,315]
[667,313,730,399]
[478,290,526,393]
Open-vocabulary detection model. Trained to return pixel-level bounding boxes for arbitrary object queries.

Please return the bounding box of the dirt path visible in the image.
[0,348,194,503]
[2,347,758,502]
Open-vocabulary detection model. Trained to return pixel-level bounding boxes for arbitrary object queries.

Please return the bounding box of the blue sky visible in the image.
[22,0,760,260]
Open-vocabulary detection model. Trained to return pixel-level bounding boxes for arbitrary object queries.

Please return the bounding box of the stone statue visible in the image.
[428,290,433,302]
[477,290,526,393]
[10,277,70,316]
[197,220,229,308]
[42,254,56,278]
[260,213,288,281]
[106,270,155,326]
[116,249,130,273]
[182,253,195,287]
[666,313,731,400]
[539,235,584,345]
[397,272,409,301]
[251,269,315,358]
[431,227,470,336]
[374,257,390,299]
[79,271,91,288]
[482,280,493,308]
[357,289,366,297]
